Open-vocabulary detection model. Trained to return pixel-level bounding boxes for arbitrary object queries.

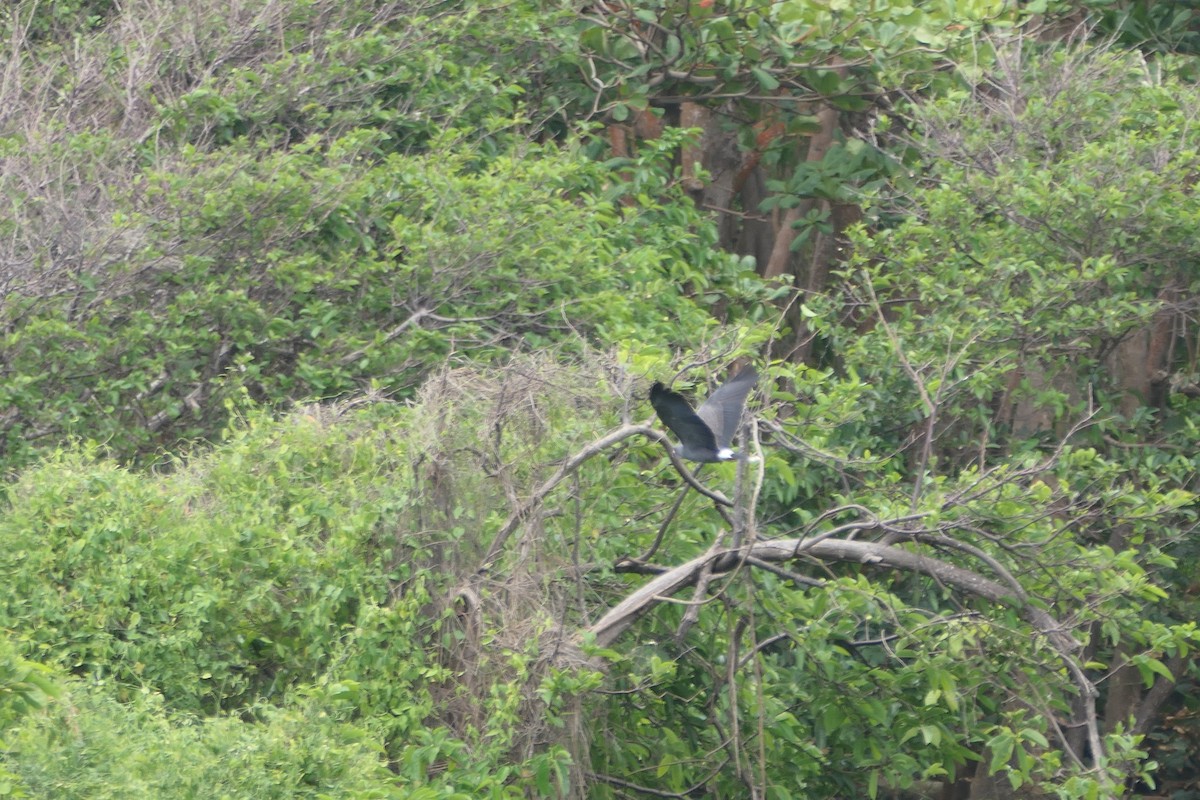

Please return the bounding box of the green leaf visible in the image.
[751,66,781,91]
[988,731,1015,773]
[535,758,552,796]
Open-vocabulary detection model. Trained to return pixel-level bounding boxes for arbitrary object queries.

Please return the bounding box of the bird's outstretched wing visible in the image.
[695,367,757,449]
[650,382,718,453]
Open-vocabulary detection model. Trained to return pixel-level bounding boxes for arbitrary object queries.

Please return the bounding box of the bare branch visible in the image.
[478,423,731,570]
[339,307,431,366]
[631,478,693,564]
[583,536,1081,655]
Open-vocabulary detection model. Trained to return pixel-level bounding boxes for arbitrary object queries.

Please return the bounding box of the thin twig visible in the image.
[479,423,731,571]
[634,465,704,563]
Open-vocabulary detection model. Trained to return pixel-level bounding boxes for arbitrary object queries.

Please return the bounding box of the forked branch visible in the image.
[582,536,1081,655]
[479,423,730,569]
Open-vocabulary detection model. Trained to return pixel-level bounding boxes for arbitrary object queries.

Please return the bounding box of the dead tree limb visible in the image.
[479,423,730,570]
[582,537,1081,655]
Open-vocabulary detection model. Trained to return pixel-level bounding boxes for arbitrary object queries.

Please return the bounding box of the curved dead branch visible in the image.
[582,536,1081,656]
[479,423,730,570]
[580,531,1100,766]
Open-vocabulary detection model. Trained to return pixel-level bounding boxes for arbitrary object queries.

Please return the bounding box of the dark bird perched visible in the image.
[650,367,758,462]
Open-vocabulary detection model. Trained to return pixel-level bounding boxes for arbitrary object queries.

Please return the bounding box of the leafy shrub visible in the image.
[4,685,399,800]
[0,369,622,797]
[0,127,750,470]
[0,0,759,474]
[814,44,1200,459]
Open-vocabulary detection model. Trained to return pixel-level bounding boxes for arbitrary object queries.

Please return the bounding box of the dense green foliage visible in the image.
[1,0,1198,799]
[1,398,586,797]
